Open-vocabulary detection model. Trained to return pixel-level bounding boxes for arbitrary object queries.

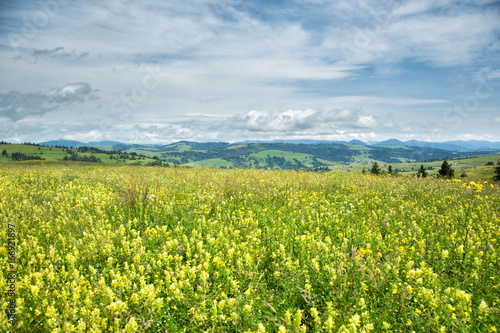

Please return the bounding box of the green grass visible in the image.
[0,144,67,161]
[249,150,335,167]
[393,154,500,181]
[1,164,498,332]
[226,144,247,149]
[0,144,163,166]
[187,158,235,168]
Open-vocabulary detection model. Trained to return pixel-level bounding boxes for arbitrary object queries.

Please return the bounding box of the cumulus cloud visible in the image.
[187,108,404,141]
[0,106,495,144]
[0,83,98,121]
[0,0,499,143]
[215,109,358,133]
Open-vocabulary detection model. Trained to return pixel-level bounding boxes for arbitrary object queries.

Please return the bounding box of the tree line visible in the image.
[365,159,500,181]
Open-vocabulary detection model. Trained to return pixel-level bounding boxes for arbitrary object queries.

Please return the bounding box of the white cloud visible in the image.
[355,115,378,128]
[0,83,98,121]
[0,0,499,143]
[322,0,500,67]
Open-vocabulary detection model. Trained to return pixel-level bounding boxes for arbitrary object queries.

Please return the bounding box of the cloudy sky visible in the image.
[1,0,499,144]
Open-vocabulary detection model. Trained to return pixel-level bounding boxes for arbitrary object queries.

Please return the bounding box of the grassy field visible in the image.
[1,164,499,332]
[248,150,335,167]
[330,154,500,182]
[0,144,165,166]
[187,158,235,168]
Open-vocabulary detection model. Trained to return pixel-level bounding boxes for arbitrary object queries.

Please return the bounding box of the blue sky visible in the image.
[0,0,499,143]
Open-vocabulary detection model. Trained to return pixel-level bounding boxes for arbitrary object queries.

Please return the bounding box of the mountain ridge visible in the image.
[38,139,500,152]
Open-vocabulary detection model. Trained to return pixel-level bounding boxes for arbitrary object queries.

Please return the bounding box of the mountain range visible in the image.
[40,139,500,152]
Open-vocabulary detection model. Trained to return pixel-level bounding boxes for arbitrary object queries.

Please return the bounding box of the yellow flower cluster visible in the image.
[0,164,498,331]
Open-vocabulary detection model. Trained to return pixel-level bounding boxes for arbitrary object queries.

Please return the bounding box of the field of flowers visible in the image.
[1,164,499,332]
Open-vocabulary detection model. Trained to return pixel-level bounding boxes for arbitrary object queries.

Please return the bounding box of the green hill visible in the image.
[2,142,499,180]
[0,143,169,167]
[119,141,499,170]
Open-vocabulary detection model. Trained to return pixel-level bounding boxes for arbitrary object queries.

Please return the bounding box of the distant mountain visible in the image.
[348,140,368,146]
[236,139,373,146]
[375,139,405,146]
[237,139,345,145]
[37,138,500,152]
[40,140,124,148]
[160,141,230,152]
[403,140,464,151]
[40,140,86,147]
[89,141,124,146]
[444,140,500,150]
[375,139,464,151]
[370,139,500,151]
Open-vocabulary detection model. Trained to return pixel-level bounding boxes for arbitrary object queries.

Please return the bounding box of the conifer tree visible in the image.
[370,162,380,175]
[438,160,454,178]
[417,165,428,178]
[493,160,500,181]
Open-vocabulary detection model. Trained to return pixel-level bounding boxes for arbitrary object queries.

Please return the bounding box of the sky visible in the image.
[0,0,500,144]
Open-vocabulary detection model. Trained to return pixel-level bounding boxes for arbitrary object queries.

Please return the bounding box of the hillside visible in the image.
[2,142,500,177]
[117,141,499,170]
[332,153,500,182]
[0,143,169,167]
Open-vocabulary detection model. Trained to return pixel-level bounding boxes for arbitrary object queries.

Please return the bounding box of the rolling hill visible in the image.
[2,140,499,179]
[114,141,500,170]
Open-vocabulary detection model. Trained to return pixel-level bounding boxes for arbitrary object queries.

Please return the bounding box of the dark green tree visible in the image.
[493,160,500,181]
[417,165,428,178]
[1,149,7,157]
[387,165,393,175]
[438,160,454,178]
[370,162,381,175]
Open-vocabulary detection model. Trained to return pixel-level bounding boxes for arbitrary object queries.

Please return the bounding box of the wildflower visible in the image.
[349,314,361,328]
[243,304,252,314]
[292,309,304,331]
[310,307,319,319]
[358,298,366,309]
[479,300,489,312]
[325,316,334,330]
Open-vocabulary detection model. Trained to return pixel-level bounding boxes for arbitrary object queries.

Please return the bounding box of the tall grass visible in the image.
[0,164,498,332]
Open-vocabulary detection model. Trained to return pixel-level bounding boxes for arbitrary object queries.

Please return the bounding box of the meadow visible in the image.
[0,164,499,332]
